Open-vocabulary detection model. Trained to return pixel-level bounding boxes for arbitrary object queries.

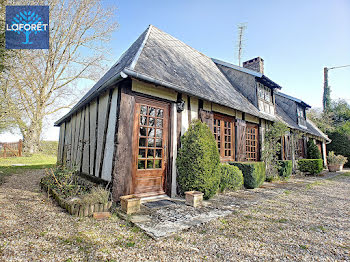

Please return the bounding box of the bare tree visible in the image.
[2,0,117,153]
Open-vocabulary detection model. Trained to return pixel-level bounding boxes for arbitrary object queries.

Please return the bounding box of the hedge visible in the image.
[229,162,266,189]
[219,164,244,192]
[278,160,292,179]
[298,159,323,175]
[176,120,221,199]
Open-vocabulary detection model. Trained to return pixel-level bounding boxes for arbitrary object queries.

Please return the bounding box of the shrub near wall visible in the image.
[177,120,221,199]
[278,160,292,179]
[298,159,323,175]
[229,162,266,189]
[219,164,244,192]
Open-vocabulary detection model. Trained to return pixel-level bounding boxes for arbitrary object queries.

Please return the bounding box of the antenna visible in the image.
[236,23,247,66]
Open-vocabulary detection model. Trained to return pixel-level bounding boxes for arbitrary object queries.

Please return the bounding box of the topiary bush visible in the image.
[298,159,323,175]
[219,164,244,192]
[306,140,322,159]
[278,160,292,179]
[229,162,266,189]
[176,119,221,199]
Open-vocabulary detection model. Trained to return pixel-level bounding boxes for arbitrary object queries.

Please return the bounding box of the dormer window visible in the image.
[297,106,307,127]
[257,83,272,102]
[257,83,274,115]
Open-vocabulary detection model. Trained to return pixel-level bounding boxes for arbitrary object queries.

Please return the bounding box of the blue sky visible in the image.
[2,0,349,141]
[109,0,350,107]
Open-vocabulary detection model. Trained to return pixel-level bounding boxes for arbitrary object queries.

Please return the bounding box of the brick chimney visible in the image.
[243,57,264,74]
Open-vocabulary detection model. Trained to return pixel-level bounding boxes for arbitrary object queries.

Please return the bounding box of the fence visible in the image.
[0,140,22,158]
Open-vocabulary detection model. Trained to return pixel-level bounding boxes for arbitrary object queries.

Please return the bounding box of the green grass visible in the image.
[0,154,57,185]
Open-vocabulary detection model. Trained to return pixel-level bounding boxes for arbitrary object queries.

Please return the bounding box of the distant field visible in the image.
[0,154,57,184]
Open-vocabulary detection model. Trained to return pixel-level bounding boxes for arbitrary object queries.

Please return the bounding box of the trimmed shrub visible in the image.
[229,162,266,189]
[176,120,221,199]
[219,164,244,192]
[298,159,323,175]
[278,160,292,179]
[306,140,322,159]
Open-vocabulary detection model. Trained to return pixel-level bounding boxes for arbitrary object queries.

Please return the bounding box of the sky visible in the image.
[1,0,349,142]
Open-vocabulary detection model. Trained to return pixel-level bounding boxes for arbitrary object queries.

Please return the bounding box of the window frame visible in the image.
[213,113,235,162]
[257,83,273,104]
[245,123,259,162]
[297,106,307,127]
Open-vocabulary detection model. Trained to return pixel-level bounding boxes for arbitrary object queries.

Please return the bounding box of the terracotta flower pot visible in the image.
[328,164,340,172]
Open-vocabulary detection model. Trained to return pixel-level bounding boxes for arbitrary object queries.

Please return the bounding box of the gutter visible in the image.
[54,72,126,126]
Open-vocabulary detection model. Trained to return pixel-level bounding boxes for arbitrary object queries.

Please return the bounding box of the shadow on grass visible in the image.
[0,164,56,185]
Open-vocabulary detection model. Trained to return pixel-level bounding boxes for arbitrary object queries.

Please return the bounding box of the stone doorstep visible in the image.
[139,194,169,204]
[115,198,233,240]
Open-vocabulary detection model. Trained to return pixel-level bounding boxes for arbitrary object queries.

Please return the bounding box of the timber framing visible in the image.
[55,25,330,202]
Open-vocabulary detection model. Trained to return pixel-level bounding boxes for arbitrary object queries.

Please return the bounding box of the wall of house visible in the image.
[57,86,120,182]
[216,64,258,107]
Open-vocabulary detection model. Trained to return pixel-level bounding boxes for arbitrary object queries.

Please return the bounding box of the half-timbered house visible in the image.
[55,25,329,201]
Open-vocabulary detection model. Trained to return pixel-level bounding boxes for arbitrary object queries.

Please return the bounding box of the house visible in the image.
[55,25,329,201]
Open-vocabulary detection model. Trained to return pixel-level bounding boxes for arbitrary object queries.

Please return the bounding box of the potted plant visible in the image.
[327,151,348,172]
[336,155,348,171]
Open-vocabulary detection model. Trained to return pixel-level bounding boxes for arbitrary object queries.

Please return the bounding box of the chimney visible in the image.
[243,57,264,74]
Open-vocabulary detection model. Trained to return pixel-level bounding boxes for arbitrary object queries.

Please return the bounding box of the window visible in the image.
[258,83,274,115]
[297,106,306,127]
[213,114,235,161]
[137,105,165,169]
[246,124,259,161]
[257,83,272,103]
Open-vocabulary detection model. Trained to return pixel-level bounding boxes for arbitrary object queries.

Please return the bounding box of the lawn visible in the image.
[0,154,57,184]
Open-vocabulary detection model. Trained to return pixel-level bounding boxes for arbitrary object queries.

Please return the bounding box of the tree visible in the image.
[262,121,289,181]
[308,99,350,168]
[307,108,334,133]
[306,140,322,159]
[2,0,117,153]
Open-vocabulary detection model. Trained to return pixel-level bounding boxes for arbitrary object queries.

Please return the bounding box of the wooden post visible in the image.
[3,143,6,158]
[18,140,22,157]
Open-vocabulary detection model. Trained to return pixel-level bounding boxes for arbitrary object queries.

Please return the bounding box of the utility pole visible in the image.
[236,23,247,66]
[323,64,350,112]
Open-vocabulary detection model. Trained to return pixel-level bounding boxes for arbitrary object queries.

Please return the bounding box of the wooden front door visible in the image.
[132,97,169,197]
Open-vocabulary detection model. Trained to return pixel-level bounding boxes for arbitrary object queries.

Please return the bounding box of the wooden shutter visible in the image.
[199,109,214,132]
[235,119,246,162]
[284,134,291,160]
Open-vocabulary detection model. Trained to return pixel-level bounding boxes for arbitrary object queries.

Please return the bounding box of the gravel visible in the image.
[0,170,349,261]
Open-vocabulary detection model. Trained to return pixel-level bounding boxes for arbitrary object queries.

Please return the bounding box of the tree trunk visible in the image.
[22,119,43,154]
